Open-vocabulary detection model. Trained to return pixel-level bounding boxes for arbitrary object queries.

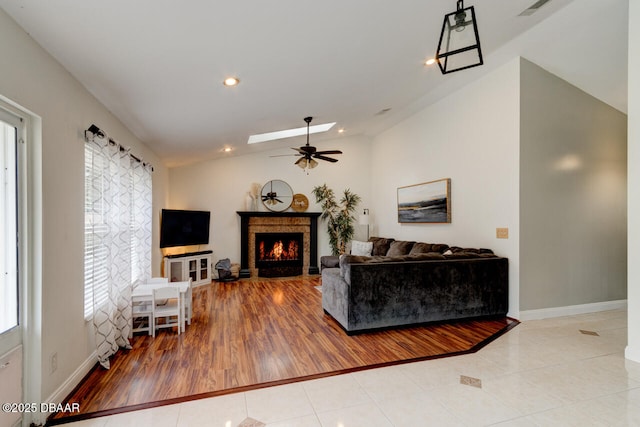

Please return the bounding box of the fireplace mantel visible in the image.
[237,211,321,278]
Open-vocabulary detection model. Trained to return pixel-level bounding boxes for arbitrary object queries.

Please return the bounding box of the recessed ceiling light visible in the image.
[223,77,240,87]
[223,147,232,152]
[338,128,345,133]
[425,58,436,66]
[248,122,336,144]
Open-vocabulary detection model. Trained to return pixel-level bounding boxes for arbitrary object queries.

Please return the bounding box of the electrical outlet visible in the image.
[50,352,58,374]
[496,227,509,239]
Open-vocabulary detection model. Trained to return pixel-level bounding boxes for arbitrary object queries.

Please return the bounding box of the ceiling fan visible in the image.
[272,116,342,171]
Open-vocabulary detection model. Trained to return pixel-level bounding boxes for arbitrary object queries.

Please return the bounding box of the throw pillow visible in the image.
[408,242,434,254]
[369,237,395,256]
[351,240,373,256]
[386,240,415,256]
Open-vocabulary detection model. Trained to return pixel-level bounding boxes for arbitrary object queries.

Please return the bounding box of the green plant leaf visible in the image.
[313,184,361,255]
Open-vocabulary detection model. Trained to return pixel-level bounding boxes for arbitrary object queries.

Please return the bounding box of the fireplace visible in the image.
[237,211,321,278]
[255,232,303,277]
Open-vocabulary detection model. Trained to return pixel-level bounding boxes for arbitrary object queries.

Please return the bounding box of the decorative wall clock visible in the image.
[261,179,293,212]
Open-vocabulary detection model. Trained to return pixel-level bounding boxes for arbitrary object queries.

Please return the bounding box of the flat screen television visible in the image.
[160,209,211,248]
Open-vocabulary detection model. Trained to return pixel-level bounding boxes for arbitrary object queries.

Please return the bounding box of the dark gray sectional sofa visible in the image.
[321,237,509,334]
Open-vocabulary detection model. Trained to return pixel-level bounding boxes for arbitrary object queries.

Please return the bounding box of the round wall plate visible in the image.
[291,193,309,212]
[261,179,293,212]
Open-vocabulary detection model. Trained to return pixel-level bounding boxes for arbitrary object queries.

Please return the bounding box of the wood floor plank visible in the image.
[49,276,517,424]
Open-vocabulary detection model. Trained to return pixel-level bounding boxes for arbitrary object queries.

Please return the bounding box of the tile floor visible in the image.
[65,309,640,426]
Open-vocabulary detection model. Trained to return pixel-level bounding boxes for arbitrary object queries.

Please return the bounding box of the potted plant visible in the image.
[312,184,361,255]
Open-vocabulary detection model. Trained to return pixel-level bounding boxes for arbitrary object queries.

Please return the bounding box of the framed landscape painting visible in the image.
[397,178,451,223]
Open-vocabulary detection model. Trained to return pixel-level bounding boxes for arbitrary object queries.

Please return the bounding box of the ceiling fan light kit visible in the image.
[435,0,483,74]
[295,157,318,170]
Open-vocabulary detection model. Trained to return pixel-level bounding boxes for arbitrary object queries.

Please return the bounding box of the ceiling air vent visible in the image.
[518,0,552,16]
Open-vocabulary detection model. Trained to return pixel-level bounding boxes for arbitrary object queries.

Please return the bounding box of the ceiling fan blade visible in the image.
[314,154,339,163]
[314,150,342,155]
[270,153,301,157]
[292,147,306,155]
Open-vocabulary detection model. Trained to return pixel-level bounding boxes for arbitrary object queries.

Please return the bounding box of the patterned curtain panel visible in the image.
[132,160,153,282]
[85,133,152,369]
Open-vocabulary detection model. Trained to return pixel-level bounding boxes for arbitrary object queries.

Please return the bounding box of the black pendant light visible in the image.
[435,0,483,74]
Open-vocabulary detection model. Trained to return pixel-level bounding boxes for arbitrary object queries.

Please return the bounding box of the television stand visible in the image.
[163,250,213,286]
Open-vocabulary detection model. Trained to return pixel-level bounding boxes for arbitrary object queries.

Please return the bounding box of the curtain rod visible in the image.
[84,124,154,171]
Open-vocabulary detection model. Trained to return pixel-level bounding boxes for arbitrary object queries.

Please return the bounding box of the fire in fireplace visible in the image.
[255,232,303,277]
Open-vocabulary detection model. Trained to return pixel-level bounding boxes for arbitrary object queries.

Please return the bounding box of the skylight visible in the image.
[248,122,336,144]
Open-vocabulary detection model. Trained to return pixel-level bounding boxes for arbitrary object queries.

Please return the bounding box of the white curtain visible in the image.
[85,133,152,369]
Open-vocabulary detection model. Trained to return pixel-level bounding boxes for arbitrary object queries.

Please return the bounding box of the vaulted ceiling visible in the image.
[0,0,628,167]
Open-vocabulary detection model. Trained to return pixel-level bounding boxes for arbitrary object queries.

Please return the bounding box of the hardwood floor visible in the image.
[50,276,517,424]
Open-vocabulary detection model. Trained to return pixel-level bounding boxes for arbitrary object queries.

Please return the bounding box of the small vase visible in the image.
[245,193,253,211]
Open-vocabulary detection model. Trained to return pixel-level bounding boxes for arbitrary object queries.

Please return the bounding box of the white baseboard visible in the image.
[519,299,627,321]
[43,351,97,418]
[625,345,640,363]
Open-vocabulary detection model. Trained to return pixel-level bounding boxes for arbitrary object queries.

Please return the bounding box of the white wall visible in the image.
[168,135,373,265]
[626,0,640,363]
[370,59,521,316]
[520,58,627,311]
[0,7,169,415]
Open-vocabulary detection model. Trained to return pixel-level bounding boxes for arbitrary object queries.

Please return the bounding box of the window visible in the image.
[83,142,108,319]
[84,138,152,319]
[0,112,19,335]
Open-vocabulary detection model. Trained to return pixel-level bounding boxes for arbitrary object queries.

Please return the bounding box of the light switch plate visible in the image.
[496,227,509,239]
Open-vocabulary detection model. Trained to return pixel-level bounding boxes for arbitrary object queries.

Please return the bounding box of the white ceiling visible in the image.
[0,0,628,167]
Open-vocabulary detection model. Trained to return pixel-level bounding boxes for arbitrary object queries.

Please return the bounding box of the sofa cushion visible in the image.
[386,240,415,256]
[449,247,495,256]
[409,242,450,255]
[369,237,394,256]
[408,252,446,261]
[476,252,497,258]
[448,246,493,253]
[443,251,496,259]
[351,240,373,256]
[443,252,475,259]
